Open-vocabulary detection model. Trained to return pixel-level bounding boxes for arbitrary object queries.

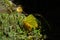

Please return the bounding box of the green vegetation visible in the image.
[0,13,46,40]
[0,0,46,40]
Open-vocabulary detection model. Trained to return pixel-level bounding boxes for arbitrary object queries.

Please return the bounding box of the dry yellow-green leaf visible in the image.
[23,14,38,31]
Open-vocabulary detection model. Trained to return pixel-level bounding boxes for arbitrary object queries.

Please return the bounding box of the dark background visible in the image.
[12,0,60,40]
